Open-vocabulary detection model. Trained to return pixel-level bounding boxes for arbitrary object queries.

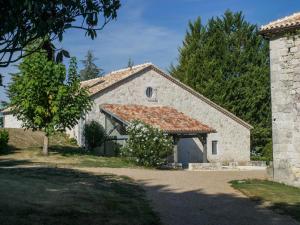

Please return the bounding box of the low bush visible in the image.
[121,120,173,167]
[0,129,9,150]
[83,120,106,150]
[251,140,272,163]
[69,137,78,146]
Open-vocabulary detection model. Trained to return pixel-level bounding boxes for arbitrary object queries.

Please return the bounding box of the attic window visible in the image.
[146,87,153,98]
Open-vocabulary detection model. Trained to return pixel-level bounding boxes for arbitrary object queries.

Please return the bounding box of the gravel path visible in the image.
[81,168,299,225]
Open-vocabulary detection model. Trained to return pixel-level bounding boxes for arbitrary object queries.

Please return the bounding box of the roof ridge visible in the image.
[80,76,103,84]
[261,12,300,28]
[109,62,153,75]
[260,12,300,34]
[80,63,153,84]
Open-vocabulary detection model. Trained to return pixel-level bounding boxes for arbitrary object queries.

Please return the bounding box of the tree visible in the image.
[170,10,271,158]
[8,53,91,155]
[0,0,121,68]
[80,50,104,81]
[127,58,134,68]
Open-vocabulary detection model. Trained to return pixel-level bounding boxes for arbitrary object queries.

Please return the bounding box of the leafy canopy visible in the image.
[170,10,271,158]
[80,50,104,81]
[0,0,121,67]
[8,52,92,136]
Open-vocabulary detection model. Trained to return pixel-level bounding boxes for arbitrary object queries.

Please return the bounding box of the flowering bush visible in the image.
[121,120,173,167]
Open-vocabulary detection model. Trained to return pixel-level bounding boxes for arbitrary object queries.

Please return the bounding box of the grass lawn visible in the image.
[0,128,137,168]
[0,166,160,225]
[230,179,300,222]
[0,129,160,225]
[0,147,137,168]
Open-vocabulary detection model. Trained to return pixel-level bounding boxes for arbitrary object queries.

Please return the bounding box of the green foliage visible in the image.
[127,58,134,68]
[69,138,78,146]
[170,10,271,158]
[0,0,121,67]
[8,51,91,138]
[84,120,106,150]
[80,50,104,81]
[121,120,173,167]
[0,129,9,150]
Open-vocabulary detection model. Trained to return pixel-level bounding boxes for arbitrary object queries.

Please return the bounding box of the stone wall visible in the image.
[3,114,23,128]
[75,69,250,163]
[269,34,300,187]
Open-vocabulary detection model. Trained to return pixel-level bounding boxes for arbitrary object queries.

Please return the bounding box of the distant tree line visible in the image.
[171,10,272,160]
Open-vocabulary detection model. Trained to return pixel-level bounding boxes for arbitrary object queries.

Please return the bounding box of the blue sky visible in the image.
[1,0,300,101]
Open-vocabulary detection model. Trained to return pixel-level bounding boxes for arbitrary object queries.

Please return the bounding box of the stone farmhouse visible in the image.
[260,12,300,187]
[3,63,252,165]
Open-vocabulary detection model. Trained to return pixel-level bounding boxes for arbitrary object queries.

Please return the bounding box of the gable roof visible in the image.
[82,63,253,130]
[260,12,300,36]
[81,63,151,96]
[101,104,215,134]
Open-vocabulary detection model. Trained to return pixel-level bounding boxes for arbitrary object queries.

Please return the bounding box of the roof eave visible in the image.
[100,106,129,126]
[259,24,300,38]
[165,129,217,135]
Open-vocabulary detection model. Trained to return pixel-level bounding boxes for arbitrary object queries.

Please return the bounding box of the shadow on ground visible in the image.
[49,145,90,156]
[0,158,299,225]
[135,179,300,225]
[0,158,33,167]
[0,165,160,225]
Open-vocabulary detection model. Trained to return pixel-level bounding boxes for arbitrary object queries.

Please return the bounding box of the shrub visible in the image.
[251,139,272,163]
[0,129,9,150]
[121,120,173,167]
[69,137,78,146]
[83,120,106,150]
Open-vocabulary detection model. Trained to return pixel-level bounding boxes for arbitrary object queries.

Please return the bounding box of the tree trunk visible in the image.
[43,134,49,155]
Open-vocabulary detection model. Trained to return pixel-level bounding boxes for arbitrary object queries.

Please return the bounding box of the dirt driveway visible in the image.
[81,168,299,225]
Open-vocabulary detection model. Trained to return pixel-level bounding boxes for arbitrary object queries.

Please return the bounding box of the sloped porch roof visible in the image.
[100,104,216,135]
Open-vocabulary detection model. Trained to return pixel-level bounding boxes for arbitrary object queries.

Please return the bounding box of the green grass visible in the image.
[0,129,159,225]
[231,179,300,222]
[0,166,160,225]
[0,128,137,168]
[0,147,137,168]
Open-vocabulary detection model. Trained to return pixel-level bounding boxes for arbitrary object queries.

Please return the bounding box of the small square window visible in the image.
[212,141,218,155]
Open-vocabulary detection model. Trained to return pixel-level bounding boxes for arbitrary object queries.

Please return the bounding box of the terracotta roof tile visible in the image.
[101,104,216,134]
[81,63,151,96]
[260,12,300,35]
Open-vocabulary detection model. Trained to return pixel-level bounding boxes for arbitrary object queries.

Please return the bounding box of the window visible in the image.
[212,141,218,155]
[146,87,153,98]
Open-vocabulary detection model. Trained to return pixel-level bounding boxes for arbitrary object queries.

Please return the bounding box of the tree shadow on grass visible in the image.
[49,145,97,157]
[0,158,33,167]
[270,202,300,222]
[0,166,161,225]
[0,145,20,156]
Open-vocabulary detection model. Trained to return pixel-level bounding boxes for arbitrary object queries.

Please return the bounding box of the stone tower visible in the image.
[261,13,300,187]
